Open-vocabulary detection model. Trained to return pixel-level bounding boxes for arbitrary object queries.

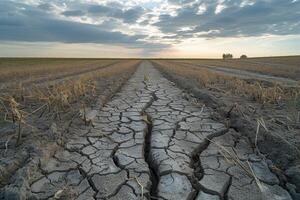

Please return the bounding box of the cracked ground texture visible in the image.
[27,61,292,200]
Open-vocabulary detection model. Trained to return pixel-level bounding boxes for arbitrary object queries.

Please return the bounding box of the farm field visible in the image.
[0,58,300,200]
[0,58,120,89]
[172,56,300,81]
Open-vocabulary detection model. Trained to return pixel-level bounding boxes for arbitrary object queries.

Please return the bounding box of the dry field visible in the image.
[0,59,139,158]
[1,58,300,199]
[0,58,120,88]
[153,60,300,104]
[0,59,139,187]
[152,60,300,171]
[0,59,139,118]
[0,59,139,133]
[173,56,300,80]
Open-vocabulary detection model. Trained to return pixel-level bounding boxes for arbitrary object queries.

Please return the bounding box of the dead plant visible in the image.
[0,96,26,146]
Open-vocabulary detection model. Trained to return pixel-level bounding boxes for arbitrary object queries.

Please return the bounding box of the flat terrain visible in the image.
[0,58,120,89]
[0,58,115,81]
[0,58,300,200]
[173,56,300,81]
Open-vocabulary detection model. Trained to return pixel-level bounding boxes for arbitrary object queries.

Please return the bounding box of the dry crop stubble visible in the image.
[174,56,300,80]
[0,58,115,84]
[152,60,300,199]
[0,60,139,146]
[152,60,300,168]
[153,60,300,135]
[153,60,300,105]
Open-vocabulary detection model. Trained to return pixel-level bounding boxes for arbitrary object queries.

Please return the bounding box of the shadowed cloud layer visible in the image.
[0,0,299,56]
[155,0,300,38]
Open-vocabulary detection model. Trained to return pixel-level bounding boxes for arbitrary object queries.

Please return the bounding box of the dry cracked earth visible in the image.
[12,62,293,199]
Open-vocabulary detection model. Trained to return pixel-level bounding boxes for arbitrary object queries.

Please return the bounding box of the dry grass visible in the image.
[206,137,267,198]
[0,58,116,84]
[0,96,26,146]
[174,56,300,80]
[153,60,300,104]
[2,60,139,112]
[0,60,139,144]
[152,59,299,194]
[248,56,300,66]
[256,117,300,154]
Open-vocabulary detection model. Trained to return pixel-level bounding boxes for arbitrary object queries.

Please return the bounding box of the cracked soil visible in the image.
[0,61,296,200]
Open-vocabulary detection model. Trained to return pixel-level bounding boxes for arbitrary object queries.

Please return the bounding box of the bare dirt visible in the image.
[0,61,299,200]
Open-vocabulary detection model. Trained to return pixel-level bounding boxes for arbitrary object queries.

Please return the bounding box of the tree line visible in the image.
[222,53,247,59]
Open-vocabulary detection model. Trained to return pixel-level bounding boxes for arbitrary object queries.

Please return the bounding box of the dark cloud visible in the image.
[0,1,166,50]
[118,7,145,23]
[139,19,150,26]
[1,0,299,54]
[87,4,145,23]
[167,0,195,5]
[0,18,140,44]
[37,3,54,11]
[56,3,145,24]
[61,10,85,17]
[154,0,300,38]
[88,5,109,14]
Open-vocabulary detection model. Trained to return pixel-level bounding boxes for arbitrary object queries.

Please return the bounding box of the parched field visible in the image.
[172,56,300,81]
[0,58,299,200]
[0,58,119,88]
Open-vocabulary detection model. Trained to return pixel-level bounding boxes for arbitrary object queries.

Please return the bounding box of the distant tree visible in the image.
[240,55,247,59]
[222,53,233,59]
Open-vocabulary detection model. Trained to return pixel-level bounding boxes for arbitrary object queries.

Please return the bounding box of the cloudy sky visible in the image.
[0,0,300,58]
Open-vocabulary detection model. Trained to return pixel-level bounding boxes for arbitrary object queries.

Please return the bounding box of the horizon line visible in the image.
[0,55,300,60]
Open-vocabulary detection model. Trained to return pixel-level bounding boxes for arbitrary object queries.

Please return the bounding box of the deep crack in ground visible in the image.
[24,61,292,200]
[143,80,159,199]
[143,112,158,199]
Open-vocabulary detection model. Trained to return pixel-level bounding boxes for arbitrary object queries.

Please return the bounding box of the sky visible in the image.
[0,0,300,58]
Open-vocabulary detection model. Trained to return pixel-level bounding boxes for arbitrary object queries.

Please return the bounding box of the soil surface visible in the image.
[0,60,119,90]
[1,61,295,199]
[0,62,137,200]
[175,61,298,87]
[153,61,300,200]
